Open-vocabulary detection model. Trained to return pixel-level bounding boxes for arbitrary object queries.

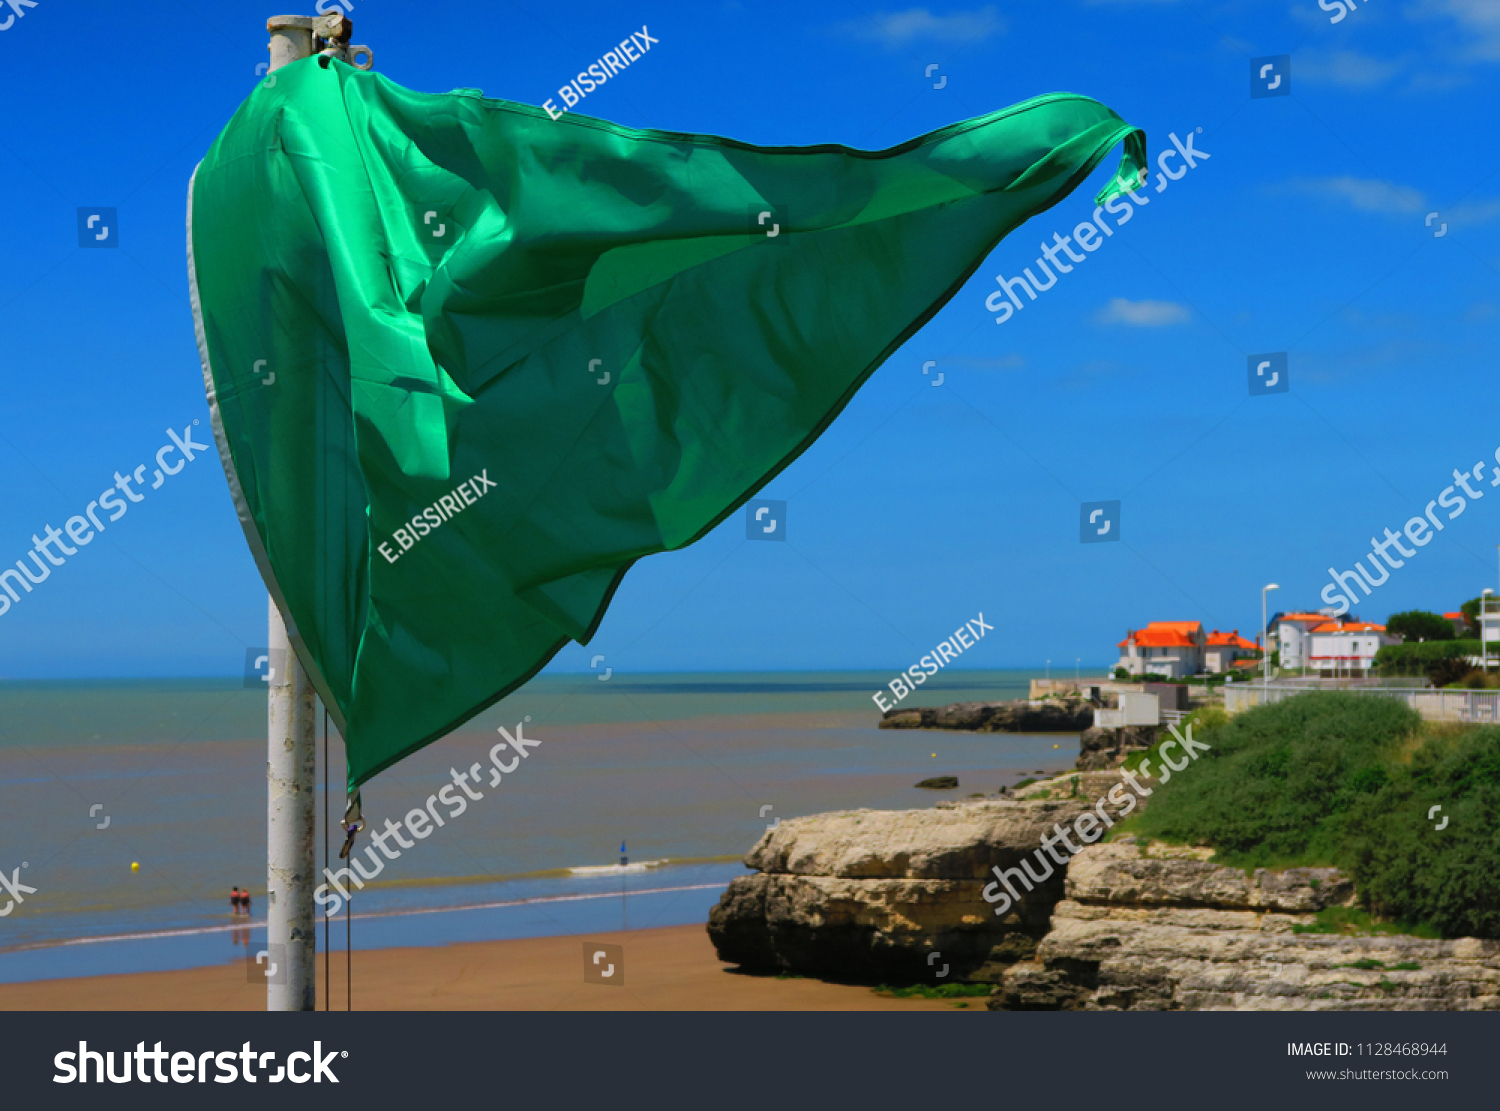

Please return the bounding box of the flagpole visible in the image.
[267,594,316,1010]
[262,8,372,1014]
[263,13,318,1014]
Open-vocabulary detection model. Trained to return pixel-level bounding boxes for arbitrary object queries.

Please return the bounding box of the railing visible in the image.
[1224,684,1500,723]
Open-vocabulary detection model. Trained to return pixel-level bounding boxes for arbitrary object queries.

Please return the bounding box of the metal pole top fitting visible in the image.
[266,13,373,71]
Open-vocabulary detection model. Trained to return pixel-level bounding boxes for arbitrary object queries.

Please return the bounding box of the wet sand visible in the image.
[0,924,978,1011]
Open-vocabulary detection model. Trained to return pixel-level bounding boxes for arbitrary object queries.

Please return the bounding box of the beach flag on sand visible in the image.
[186,57,1144,791]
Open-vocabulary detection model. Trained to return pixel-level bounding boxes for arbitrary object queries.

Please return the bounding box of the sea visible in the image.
[0,669,1084,983]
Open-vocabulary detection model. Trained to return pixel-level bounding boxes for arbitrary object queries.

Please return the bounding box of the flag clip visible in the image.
[338,792,366,860]
[312,12,374,71]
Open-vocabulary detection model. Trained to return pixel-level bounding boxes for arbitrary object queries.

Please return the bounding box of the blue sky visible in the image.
[2,0,1499,678]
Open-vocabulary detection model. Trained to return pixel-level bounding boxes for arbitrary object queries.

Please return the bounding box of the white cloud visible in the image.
[1297,49,1406,89]
[831,6,1003,49]
[1290,2,1500,87]
[1281,178,1500,230]
[1094,298,1190,327]
[1287,176,1427,215]
[1448,198,1500,228]
[1416,0,1500,62]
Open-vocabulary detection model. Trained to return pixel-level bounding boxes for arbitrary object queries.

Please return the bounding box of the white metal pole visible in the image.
[267,595,317,1010]
[265,14,317,1013]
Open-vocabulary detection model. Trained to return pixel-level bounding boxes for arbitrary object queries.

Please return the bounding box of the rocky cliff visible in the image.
[707,779,1500,1009]
[707,773,1131,982]
[993,840,1500,1010]
[879,697,1094,733]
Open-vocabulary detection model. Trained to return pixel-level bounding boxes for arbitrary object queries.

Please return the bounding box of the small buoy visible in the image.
[131,862,139,872]
[1052,744,1059,749]
[931,753,936,758]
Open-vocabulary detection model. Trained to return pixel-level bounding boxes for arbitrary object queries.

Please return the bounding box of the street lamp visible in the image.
[1262,583,1280,697]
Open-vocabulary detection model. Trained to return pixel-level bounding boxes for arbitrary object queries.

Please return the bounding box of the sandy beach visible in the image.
[0,924,977,1011]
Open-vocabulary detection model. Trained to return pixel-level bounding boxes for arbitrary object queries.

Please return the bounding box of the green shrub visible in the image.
[1341,727,1500,939]
[1375,640,1479,676]
[1429,656,1474,688]
[1120,706,1228,774]
[1129,691,1500,938]
[1290,906,1441,939]
[1385,610,1455,642]
[1129,693,1417,868]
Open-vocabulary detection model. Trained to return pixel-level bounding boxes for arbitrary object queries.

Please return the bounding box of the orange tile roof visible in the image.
[1118,631,1197,647]
[1444,612,1464,619]
[1277,612,1329,623]
[1311,621,1386,634]
[1119,621,1202,649]
[1208,630,1259,651]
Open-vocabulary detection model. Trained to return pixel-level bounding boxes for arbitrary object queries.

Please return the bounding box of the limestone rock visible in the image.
[988,843,1500,1011]
[742,777,1123,879]
[708,786,1500,1009]
[878,698,1094,733]
[915,776,958,790]
[1066,841,1355,913]
[707,775,1131,981]
[707,873,1038,983]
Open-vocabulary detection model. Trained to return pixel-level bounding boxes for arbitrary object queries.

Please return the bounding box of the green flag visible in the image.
[187,57,1145,791]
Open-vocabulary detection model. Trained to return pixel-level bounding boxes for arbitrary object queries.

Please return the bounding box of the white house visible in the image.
[1274,612,1334,671]
[1476,599,1500,665]
[1204,630,1260,674]
[1307,621,1399,678]
[1116,622,1205,679]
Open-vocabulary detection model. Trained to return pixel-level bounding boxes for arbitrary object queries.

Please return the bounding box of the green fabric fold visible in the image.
[187,57,1144,789]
